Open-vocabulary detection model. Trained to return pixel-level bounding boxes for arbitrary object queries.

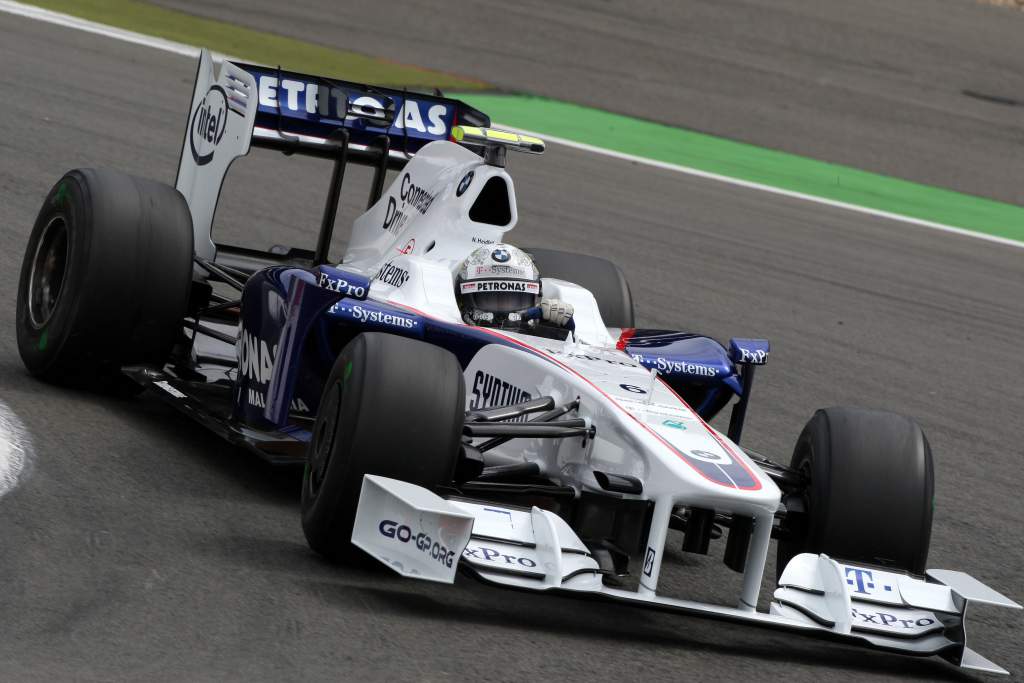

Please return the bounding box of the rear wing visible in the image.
[175,49,489,262]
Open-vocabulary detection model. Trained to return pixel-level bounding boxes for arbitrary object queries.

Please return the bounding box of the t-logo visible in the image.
[845,567,875,594]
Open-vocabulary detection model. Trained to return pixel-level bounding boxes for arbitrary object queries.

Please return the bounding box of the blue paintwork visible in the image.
[626,332,733,380]
[729,338,770,365]
[625,331,742,389]
[677,447,760,490]
[233,266,546,429]
[623,331,748,420]
[263,276,343,426]
[232,277,767,429]
[325,300,424,338]
[316,265,371,301]
[238,63,489,153]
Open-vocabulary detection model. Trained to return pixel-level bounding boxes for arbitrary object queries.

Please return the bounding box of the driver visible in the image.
[455,244,574,332]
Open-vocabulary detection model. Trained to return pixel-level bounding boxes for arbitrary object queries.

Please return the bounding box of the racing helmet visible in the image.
[456,244,541,327]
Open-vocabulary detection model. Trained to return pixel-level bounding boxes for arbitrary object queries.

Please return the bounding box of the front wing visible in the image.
[353,475,1021,676]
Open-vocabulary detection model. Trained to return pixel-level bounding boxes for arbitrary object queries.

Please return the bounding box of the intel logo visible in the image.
[190,85,228,166]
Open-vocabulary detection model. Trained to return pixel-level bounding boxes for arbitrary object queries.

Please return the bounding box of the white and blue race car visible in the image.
[15,50,1020,675]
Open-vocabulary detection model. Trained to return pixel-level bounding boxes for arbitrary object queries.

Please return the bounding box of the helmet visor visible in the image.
[465,291,537,314]
[459,279,540,314]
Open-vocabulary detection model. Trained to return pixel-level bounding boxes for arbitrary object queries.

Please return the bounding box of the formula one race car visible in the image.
[15,50,1020,675]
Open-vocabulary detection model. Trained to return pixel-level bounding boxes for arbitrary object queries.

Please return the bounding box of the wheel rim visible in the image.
[27,215,70,330]
[307,383,341,498]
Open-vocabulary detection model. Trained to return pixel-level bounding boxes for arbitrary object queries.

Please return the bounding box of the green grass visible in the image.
[23,0,489,90]
[21,1,1024,243]
[454,94,1024,243]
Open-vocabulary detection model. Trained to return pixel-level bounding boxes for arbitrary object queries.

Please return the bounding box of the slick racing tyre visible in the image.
[777,406,934,578]
[16,168,193,387]
[525,247,635,328]
[301,332,465,563]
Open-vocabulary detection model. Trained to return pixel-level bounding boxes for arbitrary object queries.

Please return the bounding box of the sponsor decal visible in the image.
[398,238,415,255]
[633,355,718,378]
[253,73,448,135]
[738,348,768,364]
[643,547,656,577]
[382,196,408,234]
[154,381,187,399]
[850,607,936,630]
[237,328,310,413]
[378,519,457,569]
[400,173,436,215]
[542,348,639,368]
[246,388,309,413]
[383,173,437,234]
[687,449,731,464]
[393,99,448,134]
[470,371,532,414]
[729,339,770,366]
[620,383,647,394]
[375,261,410,288]
[190,85,229,165]
[477,266,532,278]
[239,328,276,385]
[317,272,367,298]
[662,419,687,430]
[472,264,530,277]
[331,303,417,329]
[491,248,511,263]
[460,280,539,294]
[463,545,538,568]
[457,170,474,197]
[845,567,894,595]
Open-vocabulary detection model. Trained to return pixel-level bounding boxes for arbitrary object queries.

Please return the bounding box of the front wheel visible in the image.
[777,406,934,577]
[301,333,466,563]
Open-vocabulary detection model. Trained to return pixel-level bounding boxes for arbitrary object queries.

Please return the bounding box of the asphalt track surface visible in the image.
[149,0,1024,207]
[0,10,1022,683]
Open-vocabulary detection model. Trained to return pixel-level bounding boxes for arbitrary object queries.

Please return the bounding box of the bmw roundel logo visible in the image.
[491,248,511,263]
[457,170,474,197]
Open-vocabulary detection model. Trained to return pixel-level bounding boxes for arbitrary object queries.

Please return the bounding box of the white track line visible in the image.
[0,0,238,61]
[0,401,30,499]
[494,126,1024,250]
[2,0,1022,250]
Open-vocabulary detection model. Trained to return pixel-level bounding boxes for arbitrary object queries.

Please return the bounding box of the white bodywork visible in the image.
[336,137,782,600]
[339,139,1020,676]
[174,53,1020,675]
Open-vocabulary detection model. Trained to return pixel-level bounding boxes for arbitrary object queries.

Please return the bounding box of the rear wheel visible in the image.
[525,247,634,328]
[16,168,194,387]
[777,406,934,577]
[301,332,466,563]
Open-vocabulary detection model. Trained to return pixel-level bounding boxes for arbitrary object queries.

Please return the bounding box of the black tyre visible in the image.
[525,247,634,328]
[16,168,194,386]
[777,406,934,577]
[301,333,466,562]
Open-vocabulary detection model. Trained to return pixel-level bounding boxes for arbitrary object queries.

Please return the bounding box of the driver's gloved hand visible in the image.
[540,298,574,327]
